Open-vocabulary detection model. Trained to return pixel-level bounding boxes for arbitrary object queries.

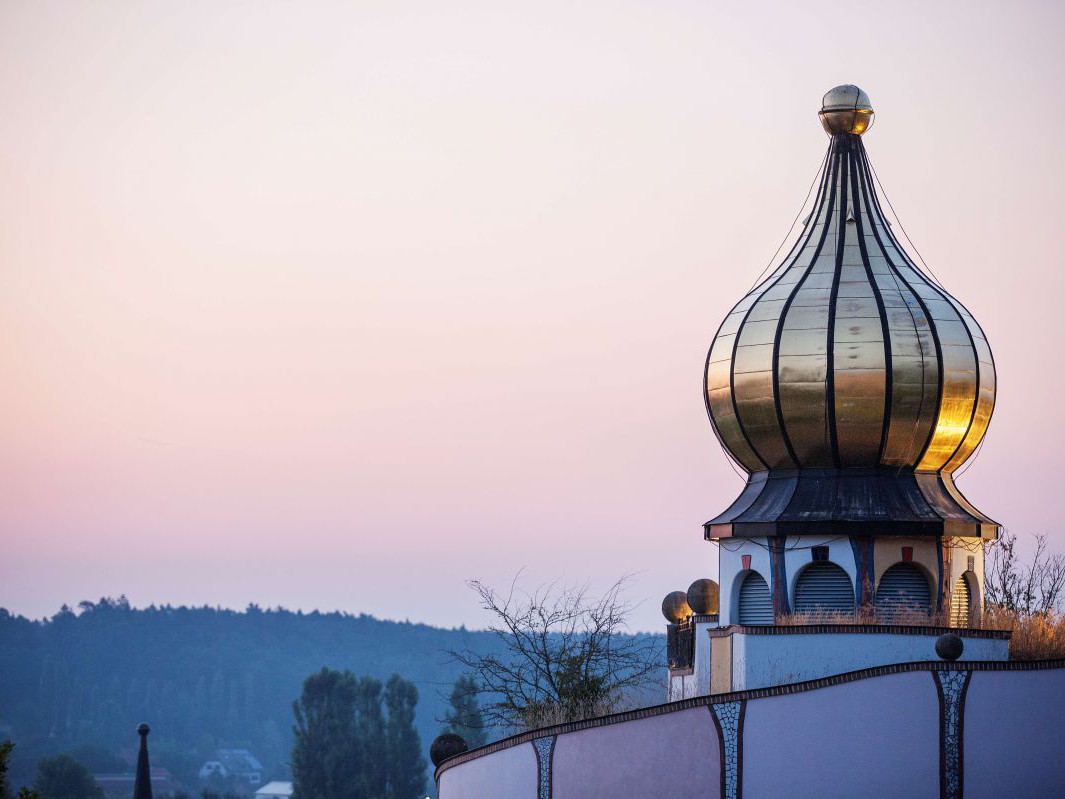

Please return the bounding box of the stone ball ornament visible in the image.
[661,590,693,623]
[686,579,720,615]
[936,633,965,662]
[430,733,469,767]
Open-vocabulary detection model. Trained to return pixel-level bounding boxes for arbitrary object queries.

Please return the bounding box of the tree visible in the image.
[450,576,663,730]
[442,676,486,749]
[33,754,102,799]
[0,742,39,799]
[291,668,363,799]
[383,675,425,799]
[985,531,1065,615]
[352,677,385,798]
[290,670,427,799]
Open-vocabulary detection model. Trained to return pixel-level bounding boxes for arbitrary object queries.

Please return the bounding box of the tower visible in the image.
[706,85,996,627]
[665,86,1006,699]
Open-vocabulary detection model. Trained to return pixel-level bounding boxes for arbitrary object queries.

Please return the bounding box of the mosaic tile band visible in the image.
[531,735,555,799]
[935,670,971,799]
[711,700,745,799]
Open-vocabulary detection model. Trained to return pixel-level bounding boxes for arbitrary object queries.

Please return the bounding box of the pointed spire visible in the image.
[134,723,154,799]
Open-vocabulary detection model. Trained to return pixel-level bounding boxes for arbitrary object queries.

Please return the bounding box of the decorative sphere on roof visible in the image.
[661,591,692,623]
[430,733,469,767]
[686,579,720,615]
[936,633,964,662]
[137,723,150,736]
[819,84,874,135]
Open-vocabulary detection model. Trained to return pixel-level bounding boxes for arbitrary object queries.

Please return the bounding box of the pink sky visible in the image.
[2,0,1063,631]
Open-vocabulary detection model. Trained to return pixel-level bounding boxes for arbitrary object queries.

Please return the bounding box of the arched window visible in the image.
[737,571,773,625]
[794,562,855,616]
[875,563,932,621]
[950,573,975,627]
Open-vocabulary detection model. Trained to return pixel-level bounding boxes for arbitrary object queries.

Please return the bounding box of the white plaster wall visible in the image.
[718,539,771,624]
[693,620,714,694]
[551,707,719,799]
[784,535,858,608]
[730,631,749,690]
[964,669,1065,797]
[744,671,940,798]
[734,632,1007,690]
[438,666,1065,799]
[667,668,702,702]
[436,739,537,799]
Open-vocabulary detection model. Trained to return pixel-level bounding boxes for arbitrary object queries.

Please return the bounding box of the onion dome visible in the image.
[704,86,997,539]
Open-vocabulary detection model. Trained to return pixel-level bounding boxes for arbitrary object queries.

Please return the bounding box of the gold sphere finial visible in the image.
[819,85,874,135]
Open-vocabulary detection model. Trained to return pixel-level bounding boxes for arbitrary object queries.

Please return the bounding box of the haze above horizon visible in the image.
[3,0,1063,631]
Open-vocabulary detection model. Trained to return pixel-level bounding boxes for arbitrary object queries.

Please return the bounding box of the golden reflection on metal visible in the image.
[820,109,874,136]
[705,85,995,478]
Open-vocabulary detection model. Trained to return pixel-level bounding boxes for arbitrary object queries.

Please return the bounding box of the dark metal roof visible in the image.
[704,467,998,539]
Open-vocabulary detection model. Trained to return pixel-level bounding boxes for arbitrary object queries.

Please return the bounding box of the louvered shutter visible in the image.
[738,572,773,625]
[875,564,932,620]
[950,575,972,627]
[794,563,855,615]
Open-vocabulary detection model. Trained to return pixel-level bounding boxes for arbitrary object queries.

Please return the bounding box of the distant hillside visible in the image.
[0,598,508,793]
[0,598,662,794]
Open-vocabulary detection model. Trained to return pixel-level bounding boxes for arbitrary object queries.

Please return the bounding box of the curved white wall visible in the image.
[552,707,719,799]
[744,671,938,797]
[965,669,1065,798]
[437,737,537,799]
[438,663,1065,799]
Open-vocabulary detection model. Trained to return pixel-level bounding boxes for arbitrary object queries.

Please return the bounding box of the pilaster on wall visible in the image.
[850,537,875,607]
[710,634,733,694]
[768,537,790,620]
[938,536,951,612]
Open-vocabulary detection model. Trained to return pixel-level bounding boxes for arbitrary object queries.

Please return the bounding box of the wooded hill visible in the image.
[0,598,514,792]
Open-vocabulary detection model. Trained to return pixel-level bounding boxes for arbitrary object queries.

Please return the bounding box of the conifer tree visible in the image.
[384,675,425,799]
[353,677,385,797]
[443,675,487,749]
[291,668,363,799]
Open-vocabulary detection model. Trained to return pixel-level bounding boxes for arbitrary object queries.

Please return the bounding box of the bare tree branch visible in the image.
[985,531,1065,617]
[448,574,663,731]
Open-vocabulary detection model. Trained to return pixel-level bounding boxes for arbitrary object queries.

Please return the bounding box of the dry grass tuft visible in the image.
[776,605,1065,660]
[518,694,633,731]
[776,607,955,627]
[983,606,1065,661]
